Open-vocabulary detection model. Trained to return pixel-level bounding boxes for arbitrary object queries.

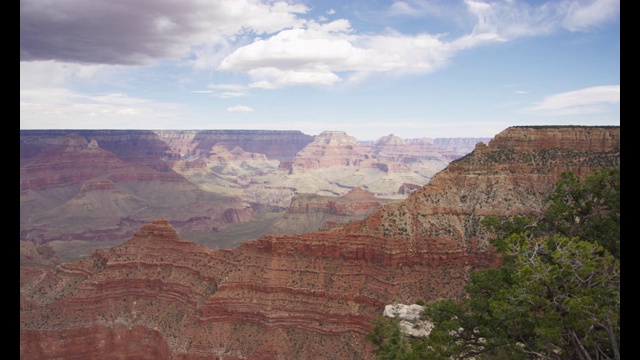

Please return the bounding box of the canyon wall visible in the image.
[337,126,619,250]
[20,126,620,359]
[20,129,474,246]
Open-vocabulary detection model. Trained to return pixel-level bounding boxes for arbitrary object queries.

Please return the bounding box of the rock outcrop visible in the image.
[21,217,491,359]
[20,129,475,248]
[383,303,433,338]
[20,126,620,359]
[20,133,253,243]
[335,126,620,251]
[267,188,398,234]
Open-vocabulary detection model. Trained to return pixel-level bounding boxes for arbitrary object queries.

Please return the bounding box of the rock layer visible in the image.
[20,129,475,246]
[20,126,620,359]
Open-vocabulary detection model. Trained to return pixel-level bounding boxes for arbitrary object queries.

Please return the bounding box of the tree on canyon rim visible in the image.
[367,167,620,360]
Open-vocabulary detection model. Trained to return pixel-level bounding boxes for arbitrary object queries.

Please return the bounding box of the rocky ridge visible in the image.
[269,188,397,234]
[20,126,620,359]
[20,129,473,247]
[335,126,620,250]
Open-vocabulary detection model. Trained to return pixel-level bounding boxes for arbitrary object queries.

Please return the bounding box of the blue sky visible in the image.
[20,0,620,140]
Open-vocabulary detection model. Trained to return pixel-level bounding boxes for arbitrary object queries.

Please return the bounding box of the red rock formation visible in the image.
[20,126,620,359]
[20,134,254,243]
[289,132,459,173]
[336,126,620,251]
[20,130,473,246]
[150,129,314,161]
[275,188,397,233]
[290,131,369,171]
[21,218,488,359]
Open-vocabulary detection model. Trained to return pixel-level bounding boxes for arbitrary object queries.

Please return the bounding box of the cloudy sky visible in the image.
[20,0,620,140]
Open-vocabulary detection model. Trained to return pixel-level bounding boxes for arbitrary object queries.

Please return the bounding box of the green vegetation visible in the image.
[367,167,620,359]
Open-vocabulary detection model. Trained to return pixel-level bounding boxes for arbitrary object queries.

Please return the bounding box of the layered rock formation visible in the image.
[267,188,398,234]
[20,133,254,243]
[279,131,456,197]
[20,126,620,359]
[336,126,620,251]
[20,217,489,359]
[20,129,474,249]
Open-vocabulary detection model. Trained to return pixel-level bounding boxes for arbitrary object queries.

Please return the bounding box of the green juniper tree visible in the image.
[367,167,620,359]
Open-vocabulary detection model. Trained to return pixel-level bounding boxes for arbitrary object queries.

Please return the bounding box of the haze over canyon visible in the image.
[20,126,620,359]
[20,129,487,255]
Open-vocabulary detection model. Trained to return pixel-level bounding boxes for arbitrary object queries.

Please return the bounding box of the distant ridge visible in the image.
[21,126,619,359]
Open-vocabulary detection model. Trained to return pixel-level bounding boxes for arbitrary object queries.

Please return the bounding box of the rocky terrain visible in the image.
[20,129,479,250]
[20,126,620,359]
[266,187,399,234]
[336,126,620,251]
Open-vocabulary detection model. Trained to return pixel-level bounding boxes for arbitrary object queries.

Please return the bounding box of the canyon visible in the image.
[20,126,620,359]
[20,129,486,253]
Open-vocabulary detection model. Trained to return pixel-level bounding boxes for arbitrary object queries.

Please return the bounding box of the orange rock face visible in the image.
[337,126,620,249]
[20,126,620,359]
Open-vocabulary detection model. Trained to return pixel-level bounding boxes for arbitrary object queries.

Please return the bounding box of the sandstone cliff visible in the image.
[267,187,398,234]
[20,129,472,249]
[20,133,254,243]
[20,126,620,359]
[335,126,620,251]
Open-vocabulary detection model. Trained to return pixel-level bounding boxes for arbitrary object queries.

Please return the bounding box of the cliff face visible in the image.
[20,129,474,247]
[154,129,315,161]
[281,131,460,198]
[20,129,314,163]
[20,133,253,243]
[19,130,312,244]
[269,188,398,234]
[20,126,620,359]
[21,219,487,359]
[336,126,620,249]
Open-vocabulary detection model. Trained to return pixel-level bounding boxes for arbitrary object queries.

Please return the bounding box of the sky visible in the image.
[20,0,620,141]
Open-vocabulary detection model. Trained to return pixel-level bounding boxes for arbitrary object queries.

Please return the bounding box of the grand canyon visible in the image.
[20,129,487,253]
[20,126,620,359]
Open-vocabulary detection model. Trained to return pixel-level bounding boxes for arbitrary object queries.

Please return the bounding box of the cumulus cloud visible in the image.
[216,0,619,88]
[226,105,254,112]
[20,0,309,65]
[219,19,456,88]
[20,0,619,90]
[522,85,620,115]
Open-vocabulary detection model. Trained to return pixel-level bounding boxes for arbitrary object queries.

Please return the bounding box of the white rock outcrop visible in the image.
[383,303,424,320]
[383,303,434,338]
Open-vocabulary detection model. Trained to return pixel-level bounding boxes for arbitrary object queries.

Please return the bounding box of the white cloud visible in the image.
[464,0,620,40]
[20,0,620,94]
[226,105,254,112]
[21,0,310,65]
[20,61,115,89]
[562,0,620,32]
[204,83,251,98]
[216,0,619,89]
[219,19,459,88]
[20,88,183,129]
[522,85,620,115]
